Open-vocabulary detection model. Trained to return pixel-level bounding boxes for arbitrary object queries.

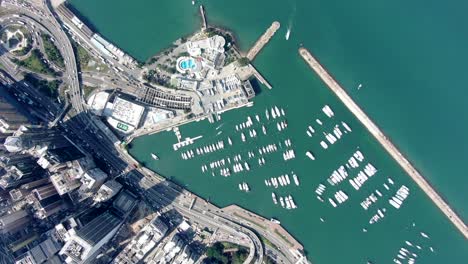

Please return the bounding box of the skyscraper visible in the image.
[4,126,71,153]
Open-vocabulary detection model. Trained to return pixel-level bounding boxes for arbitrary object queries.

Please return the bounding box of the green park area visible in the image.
[41,33,65,68]
[12,49,57,76]
[203,242,249,264]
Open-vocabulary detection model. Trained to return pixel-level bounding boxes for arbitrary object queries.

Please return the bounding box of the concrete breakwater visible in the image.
[246,21,280,60]
[298,47,468,239]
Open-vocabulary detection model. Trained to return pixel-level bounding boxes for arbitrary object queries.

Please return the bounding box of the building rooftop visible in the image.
[75,211,121,247]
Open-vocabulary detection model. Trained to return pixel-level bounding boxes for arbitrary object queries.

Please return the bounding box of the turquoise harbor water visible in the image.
[70,0,468,263]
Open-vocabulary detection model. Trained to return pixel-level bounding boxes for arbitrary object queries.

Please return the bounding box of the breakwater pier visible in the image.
[199,5,207,29]
[298,47,468,239]
[246,21,280,60]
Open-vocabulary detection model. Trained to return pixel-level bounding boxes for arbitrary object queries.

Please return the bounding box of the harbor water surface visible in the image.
[70,0,468,263]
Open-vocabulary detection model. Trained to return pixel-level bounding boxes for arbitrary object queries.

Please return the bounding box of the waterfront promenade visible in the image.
[298,47,468,239]
[246,21,280,60]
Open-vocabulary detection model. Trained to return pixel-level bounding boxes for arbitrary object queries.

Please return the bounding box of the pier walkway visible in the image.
[199,5,207,29]
[246,21,280,61]
[299,47,468,239]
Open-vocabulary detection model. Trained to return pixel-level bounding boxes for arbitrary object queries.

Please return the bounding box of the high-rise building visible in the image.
[0,143,45,190]
[59,211,122,263]
[93,180,122,203]
[15,237,63,264]
[0,210,31,235]
[80,168,107,191]
[0,87,30,134]
[4,126,71,154]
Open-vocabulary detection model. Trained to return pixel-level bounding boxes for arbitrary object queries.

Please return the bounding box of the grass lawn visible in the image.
[41,33,65,68]
[13,49,56,76]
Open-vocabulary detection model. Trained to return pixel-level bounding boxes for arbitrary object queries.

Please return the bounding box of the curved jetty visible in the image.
[246,21,280,60]
[299,47,468,239]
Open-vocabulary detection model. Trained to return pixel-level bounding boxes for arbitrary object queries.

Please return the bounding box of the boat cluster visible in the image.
[361,189,383,210]
[276,120,288,131]
[322,105,335,118]
[359,177,393,210]
[319,121,352,150]
[314,184,326,202]
[235,116,255,131]
[329,190,349,207]
[283,149,296,161]
[347,150,364,168]
[264,172,300,189]
[258,143,278,155]
[266,106,286,120]
[389,185,410,209]
[368,208,387,224]
[238,182,250,192]
[327,165,349,186]
[274,194,297,210]
[349,163,378,190]
[182,140,225,160]
[393,232,432,264]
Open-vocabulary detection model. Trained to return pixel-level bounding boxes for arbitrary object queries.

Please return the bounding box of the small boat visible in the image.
[293,173,300,186]
[342,121,352,132]
[272,193,278,204]
[320,141,328,149]
[420,232,430,239]
[270,218,281,224]
[151,153,159,160]
[316,119,323,125]
[306,151,315,160]
[285,28,291,40]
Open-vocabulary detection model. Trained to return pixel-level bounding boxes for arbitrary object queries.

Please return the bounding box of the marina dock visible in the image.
[298,47,468,239]
[246,21,280,61]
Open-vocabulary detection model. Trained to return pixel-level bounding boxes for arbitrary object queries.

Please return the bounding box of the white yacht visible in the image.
[306,151,315,160]
[274,106,281,117]
[272,193,278,204]
[279,197,285,207]
[293,173,300,186]
[241,133,246,142]
[342,121,352,132]
[271,108,277,119]
[316,119,323,125]
[151,153,159,160]
[320,141,328,149]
